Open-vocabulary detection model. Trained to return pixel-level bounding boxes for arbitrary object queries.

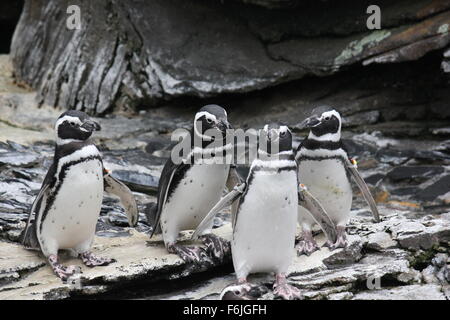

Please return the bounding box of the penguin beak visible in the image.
[217,119,232,131]
[81,120,101,132]
[300,115,321,129]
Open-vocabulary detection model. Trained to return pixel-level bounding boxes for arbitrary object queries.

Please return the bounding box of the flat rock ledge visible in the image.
[2,206,447,300]
[0,227,232,300]
[137,208,450,300]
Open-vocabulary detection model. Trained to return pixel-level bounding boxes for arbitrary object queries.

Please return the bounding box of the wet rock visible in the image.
[103,149,166,169]
[390,187,421,197]
[291,249,416,291]
[391,221,426,236]
[144,135,174,158]
[420,253,450,285]
[342,111,380,128]
[322,235,364,267]
[366,232,397,251]
[301,284,353,300]
[442,48,450,73]
[386,166,444,183]
[364,173,385,186]
[431,127,450,136]
[390,217,450,250]
[378,155,410,166]
[328,291,354,300]
[434,140,450,154]
[432,253,448,268]
[237,0,298,9]
[351,132,398,150]
[110,170,159,194]
[352,284,446,300]
[11,1,450,113]
[416,175,450,202]
[0,152,40,168]
[422,265,440,284]
[0,226,232,300]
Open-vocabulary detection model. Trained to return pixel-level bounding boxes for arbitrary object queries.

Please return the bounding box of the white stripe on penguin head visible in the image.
[194,111,217,141]
[55,115,84,145]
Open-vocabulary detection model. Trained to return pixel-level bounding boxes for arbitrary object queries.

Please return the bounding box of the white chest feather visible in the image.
[41,158,104,249]
[232,170,298,277]
[298,158,352,225]
[161,164,230,243]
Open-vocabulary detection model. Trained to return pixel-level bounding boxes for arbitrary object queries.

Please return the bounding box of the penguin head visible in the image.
[301,106,342,141]
[193,104,231,141]
[55,110,101,145]
[259,124,292,155]
[219,285,260,300]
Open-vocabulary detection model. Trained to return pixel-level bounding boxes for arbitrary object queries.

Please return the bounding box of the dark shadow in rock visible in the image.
[416,175,450,202]
[364,173,385,186]
[391,187,421,197]
[111,170,159,194]
[103,149,167,168]
[387,166,444,184]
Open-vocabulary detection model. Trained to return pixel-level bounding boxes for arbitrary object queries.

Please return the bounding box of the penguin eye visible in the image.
[324,116,331,121]
[280,131,286,137]
[206,118,213,124]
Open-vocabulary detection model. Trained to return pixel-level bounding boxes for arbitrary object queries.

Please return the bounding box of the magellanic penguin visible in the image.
[193,125,337,300]
[296,107,380,256]
[20,110,138,281]
[147,104,240,264]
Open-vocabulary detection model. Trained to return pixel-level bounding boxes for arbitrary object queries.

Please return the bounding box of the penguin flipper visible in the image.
[19,222,40,249]
[298,185,338,243]
[345,160,380,223]
[226,165,243,190]
[149,158,188,238]
[103,170,139,227]
[144,202,162,234]
[21,182,50,248]
[192,183,246,240]
[226,165,243,229]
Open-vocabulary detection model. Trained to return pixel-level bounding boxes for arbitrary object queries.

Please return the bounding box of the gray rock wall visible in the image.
[10,0,450,114]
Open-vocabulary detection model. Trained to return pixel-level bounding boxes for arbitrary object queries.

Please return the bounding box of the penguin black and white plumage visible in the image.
[231,125,301,300]
[192,124,338,299]
[148,105,236,264]
[295,107,380,256]
[20,110,138,281]
[194,125,302,299]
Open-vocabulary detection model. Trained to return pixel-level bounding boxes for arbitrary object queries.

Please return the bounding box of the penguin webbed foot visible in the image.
[48,255,81,281]
[200,233,231,263]
[80,251,116,267]
[273,274,303,300]
[167,243,212,266]
[323,226,347,250]
[296,231,320,256]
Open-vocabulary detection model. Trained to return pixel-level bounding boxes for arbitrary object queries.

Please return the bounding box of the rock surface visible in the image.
[353,284,446,300]
[0,54,450,299]
[0,227,232,300]
[10,0,450,114]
